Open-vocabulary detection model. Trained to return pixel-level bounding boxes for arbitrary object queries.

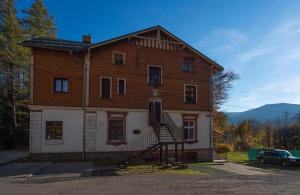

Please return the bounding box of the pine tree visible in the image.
[0,0,28,148]
[22,0,56,38]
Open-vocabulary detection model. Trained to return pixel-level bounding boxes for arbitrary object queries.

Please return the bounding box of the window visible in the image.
[113,51,125,65]
[182,57,194,72]
[46,121,63,140]
[182,114,198,142]
[107,112,127,144]
[54,78,68,93]
[148,66,162,85]
[100,77,112,99]
[117,78,126,95]
[184,85,197,103]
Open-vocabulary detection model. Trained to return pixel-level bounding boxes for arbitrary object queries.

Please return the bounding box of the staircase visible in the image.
[213,151,227,163]
[160,125,175,143]
[124,112,184,164]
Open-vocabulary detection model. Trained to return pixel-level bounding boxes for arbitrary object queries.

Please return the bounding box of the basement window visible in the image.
[107,112,127,144]
[113,51,125,65]
[54,78,68,93]
[46,121,63,140]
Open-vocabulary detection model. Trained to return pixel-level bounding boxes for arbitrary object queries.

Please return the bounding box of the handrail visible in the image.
[162,112,183,142]
[121,130,159,152]
[149,111,161,140]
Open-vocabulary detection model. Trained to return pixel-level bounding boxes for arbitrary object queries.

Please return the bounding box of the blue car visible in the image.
[256,149,300,166]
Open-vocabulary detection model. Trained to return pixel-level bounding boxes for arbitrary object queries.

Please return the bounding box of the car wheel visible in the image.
[282,160,289,167]
[259,158,265,164]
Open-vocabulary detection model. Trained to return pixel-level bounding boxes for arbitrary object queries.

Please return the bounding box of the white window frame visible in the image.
[183,118,196,141]
[147,65,163,85]
[184,84,198,103]
[117,78,126,95]
[100,76,112,99]
[112,51,126,65]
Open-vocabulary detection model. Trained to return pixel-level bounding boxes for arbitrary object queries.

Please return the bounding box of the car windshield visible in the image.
[276,151,292,157]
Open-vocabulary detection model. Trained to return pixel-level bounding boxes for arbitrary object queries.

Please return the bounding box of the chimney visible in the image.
[82,34,92,44]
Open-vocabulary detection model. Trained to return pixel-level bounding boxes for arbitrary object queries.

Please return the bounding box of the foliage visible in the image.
[212,71,239,110]
[0,0,29,149]
[22,0,56,38]
[119,164,204,176]
[0,0,55,149]
[214,143,232,153]
[273,126,300,150]
[293,111,300,126]
[221,152,248,163]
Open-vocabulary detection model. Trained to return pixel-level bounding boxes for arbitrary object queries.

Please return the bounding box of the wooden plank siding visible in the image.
[32,39,211,111]
[89,40,211,111]
[33,48,84,107]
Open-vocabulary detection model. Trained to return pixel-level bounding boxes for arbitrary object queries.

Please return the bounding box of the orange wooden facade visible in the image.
[31,27,221,112]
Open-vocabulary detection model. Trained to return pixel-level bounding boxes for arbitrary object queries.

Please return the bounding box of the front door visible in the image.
[149,101,161,123]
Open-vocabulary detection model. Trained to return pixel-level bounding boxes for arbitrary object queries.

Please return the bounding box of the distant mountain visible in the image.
[227,103,300,124]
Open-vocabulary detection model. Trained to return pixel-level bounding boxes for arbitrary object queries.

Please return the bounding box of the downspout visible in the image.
[82,48,91,160]
[69,49,89,160]
[82,54,86,161]
[209,65,215,161]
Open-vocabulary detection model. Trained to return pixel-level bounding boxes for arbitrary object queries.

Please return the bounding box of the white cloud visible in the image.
[198,29,247,54]
[237,19,300,64]
[200,19,300,112]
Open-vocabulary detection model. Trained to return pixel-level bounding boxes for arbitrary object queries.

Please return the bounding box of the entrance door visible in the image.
[149,100,161,123]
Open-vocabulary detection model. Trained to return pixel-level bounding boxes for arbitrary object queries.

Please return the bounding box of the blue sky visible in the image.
[17,0,300,112]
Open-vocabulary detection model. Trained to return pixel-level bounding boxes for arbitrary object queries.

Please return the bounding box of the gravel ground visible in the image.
[1,165,300,195]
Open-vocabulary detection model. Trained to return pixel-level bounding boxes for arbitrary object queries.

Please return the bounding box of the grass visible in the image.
[119,164,204,176]
[220,152,249,163]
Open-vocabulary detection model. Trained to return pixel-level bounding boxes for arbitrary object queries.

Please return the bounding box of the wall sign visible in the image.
[133,129,141,135]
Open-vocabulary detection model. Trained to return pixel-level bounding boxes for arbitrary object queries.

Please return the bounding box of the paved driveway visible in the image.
[0,150,28,165]
[0,166,300,195]
[0,162,94,177]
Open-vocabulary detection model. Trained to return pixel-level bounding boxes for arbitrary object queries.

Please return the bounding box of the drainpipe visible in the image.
[209,65,215,161]
[82,48,91,160]
[82,58,86,160]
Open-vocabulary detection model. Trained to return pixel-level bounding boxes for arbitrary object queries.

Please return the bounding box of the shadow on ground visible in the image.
[244,161,300,171]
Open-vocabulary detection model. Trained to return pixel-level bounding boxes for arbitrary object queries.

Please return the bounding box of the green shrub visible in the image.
[214,143,232,154]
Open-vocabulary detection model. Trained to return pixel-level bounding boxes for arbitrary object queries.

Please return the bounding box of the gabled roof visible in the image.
[91,25,223,72]
[20,25,223,71]
[20,37,89,52]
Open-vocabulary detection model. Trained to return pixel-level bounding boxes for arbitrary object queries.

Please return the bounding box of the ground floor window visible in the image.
[182,114,198,142]
[46,121,63,140]
[107,112,127,144]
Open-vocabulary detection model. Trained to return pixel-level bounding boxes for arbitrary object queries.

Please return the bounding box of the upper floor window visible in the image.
[117,78,126,95]
[182,57,194,72]
[148,66,162,86]
[184,85,197,104]
[54,78,68,93]
[46,121,63,140]
[113,51,125,65]
[100,77,112,99]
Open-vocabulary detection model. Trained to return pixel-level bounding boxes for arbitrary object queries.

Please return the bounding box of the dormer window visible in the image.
[113,51,125,65]
[182,57,194,72]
